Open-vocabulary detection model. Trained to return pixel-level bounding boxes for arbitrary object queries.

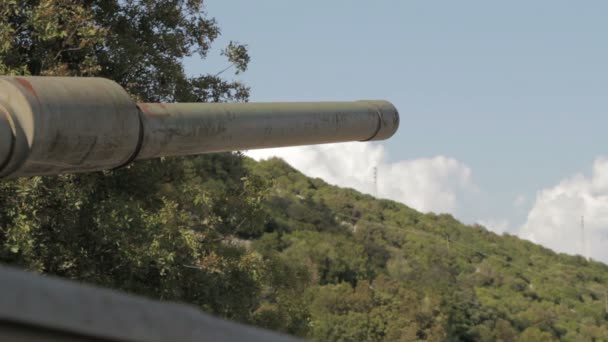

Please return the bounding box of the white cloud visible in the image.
[518,157,608,262]
[246,142,476,214]
[477,218,510,234]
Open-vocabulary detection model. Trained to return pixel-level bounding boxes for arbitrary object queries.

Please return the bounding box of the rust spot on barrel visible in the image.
[15,77,37,98]
[138,103,169,118]
[138,104,151,114]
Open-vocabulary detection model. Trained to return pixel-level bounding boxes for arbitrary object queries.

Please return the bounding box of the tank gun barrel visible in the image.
[0,76,399,178]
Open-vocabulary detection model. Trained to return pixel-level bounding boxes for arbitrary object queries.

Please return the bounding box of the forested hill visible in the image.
[244,157,608,341]
[1,154,608,341]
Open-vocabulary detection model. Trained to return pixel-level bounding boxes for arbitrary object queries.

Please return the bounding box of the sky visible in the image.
[185,1,608,262]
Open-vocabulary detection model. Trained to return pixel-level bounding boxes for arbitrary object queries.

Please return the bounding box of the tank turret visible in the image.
[0,76,399,178]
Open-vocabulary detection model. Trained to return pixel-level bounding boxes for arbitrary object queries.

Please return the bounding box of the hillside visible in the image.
[244,157,608,341]
[1,154,607,341]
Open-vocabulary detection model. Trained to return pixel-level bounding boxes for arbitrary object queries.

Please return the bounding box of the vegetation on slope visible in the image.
[1,155,608,341]
[245,157,608,341]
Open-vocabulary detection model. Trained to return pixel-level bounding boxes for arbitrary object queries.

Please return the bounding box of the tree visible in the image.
[0,0,250,102]
[0,0,265,322]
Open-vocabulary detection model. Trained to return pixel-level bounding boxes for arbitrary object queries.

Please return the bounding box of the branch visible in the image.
[214,63,234,77]
[54,47,83,61]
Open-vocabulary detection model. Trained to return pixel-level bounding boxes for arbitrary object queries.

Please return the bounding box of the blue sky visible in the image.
[185,1,608,261]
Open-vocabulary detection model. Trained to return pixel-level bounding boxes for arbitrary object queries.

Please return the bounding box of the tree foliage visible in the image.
[245,158,608,340]
[0,0,260,321]
[0,0,249,102]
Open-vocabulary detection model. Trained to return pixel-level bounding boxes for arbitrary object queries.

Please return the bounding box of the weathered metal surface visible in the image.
[0,76,399,178]
[0,77,140,178]
[137,100,398,159]
[0,104,14,172]
[0,265,303,342]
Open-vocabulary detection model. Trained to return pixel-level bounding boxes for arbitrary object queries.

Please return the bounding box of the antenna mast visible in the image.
[373,166,378,197]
